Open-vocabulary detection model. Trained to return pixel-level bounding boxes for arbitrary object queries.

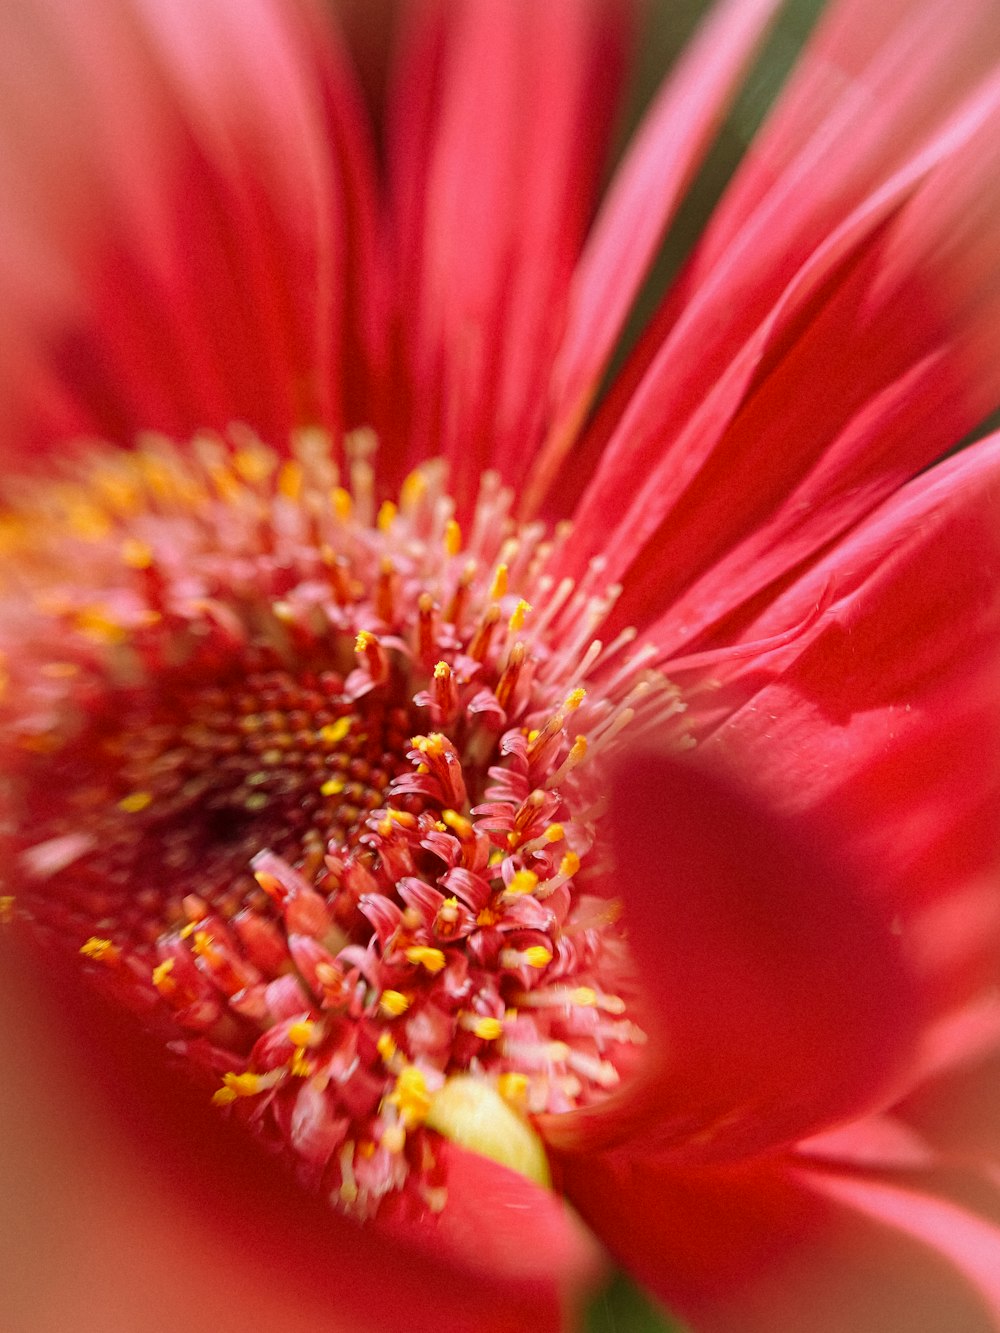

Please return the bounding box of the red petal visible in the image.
[562,1151,1000,1332]
[384,0,632,510]
[540,756,919,1161]
[522,0,783,516]
[0,0,369,461]
[0,935,589,1333]
[699,437,1000,1012]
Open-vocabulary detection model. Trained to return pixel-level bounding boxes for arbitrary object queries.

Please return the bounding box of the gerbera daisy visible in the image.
[2,1,1000,1330]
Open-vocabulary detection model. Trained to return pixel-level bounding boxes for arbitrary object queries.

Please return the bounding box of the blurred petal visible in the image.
[541,757,919,1160]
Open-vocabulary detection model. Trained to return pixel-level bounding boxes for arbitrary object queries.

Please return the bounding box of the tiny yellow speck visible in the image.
[389,1065,432,1126]
[331,486,353,521]
[380,989,411,1017]
[118,791,153,814]
[355,629,376,653]
[80,937,116,962]
[489,564,509,601]
[506,869,539,896]
[433,660,450,679]
[320,777,346,797]
[288,1020,317,1047]
[376,499,397,532]
[545,824,564,843]
[508,599,531,632]
[376,1032,397,1062]
[472,1016,503,1041]
[444,519,462,556]
[405,945,446,974]
[319,716,352,745]
[559,851,581,877]
[400,468,427,511]
[151,958,176,993]
[524,946,553,969]
[565,688,586,711]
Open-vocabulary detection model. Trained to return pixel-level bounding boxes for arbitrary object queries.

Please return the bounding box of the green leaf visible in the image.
[584,1272,690,1333]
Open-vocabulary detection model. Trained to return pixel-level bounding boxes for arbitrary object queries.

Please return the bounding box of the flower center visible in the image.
[0,429,686,1215]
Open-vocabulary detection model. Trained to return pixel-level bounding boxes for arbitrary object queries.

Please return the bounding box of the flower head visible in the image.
[3,0,1000,1330]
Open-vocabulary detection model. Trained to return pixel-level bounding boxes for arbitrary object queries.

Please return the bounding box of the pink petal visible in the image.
[699,437,1000,1013]
[540,756,919,1161]
[522,0,783,516]
[562,1152,1000,1332]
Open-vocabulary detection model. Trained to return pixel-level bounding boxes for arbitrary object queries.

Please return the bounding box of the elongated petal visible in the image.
[385,0,632,508]
[562,1152,1000,1332]
[698,438,1000,1012]
[540,756,918,1161]
[522,0,783,516]
[0,0,371,461]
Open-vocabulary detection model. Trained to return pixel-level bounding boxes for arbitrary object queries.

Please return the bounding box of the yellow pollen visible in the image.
[276,460,303,501]
[320,777,346,797]
[472,1016,503,1041]
[376,499,397,532]
[565,688,586,711]
[559,851,581,877]
[319,716,352,745]
[118,791,153,814]
[444,519,462,556]
[289,1048,312,1078]
[380,990,411,1017]
[211,1087,238,1107]
[506,869,539,896]
[232,445,275,485]
[405,945,446,973]
[191,931,219,962]
[489,564,509,601]
[151,958,176,994]
[400,467,427,511]
[442,809,473,838]
[508,599,531,632]
[389,1065,432,1126]
[376,1032,397,1063]
[524,946,553,969]
[331,486,353,521]
[355,629,376,653]
[288,1020,318,1048]
[79,937,117,963]
[545,824,564,843]
[121,537,153,570]
[433,660,450,679]
[219,1071,264,1098]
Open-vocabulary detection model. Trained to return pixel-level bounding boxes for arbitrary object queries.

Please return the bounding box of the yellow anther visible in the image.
[444,519,462,556]
[319,716,352,745]
[376,1032,397,1063]
[389,1065,432,1126]
[320,777,346,797]
[427,1076,550,1189]
[121,537,153,570]
[497,1072,529,1106]
[289,1048,312,1078]
[75,606,127,645]
[331,486,353,521]
[489,564,509,601]
[355,629,376,653]
[376,499,397,532]
[151,958,176,994]
[508,599,531,632]
[524,946,553,969]
[433,660,450,679]
[564,688,586,711]
[191,930,218,962]
[232,446,275,484]
[288,1020,318,1048]
[212,1087,238,1107]
[442,809,473,838]
[506,869,539,896]
[405,945,446,974]
[545,824,564,844]
[220,1071,263,1098]
[80,937,117,962]
[572,987,598,1007]
[400,467,427,511]
[472,1017,503,1041]
[118,791,153,814]
[559,851,581,877]
[276,460,303,501]
[380,990,411,1017]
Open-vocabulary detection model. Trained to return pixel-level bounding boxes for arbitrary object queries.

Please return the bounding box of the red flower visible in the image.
[2,1,1000,1330]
